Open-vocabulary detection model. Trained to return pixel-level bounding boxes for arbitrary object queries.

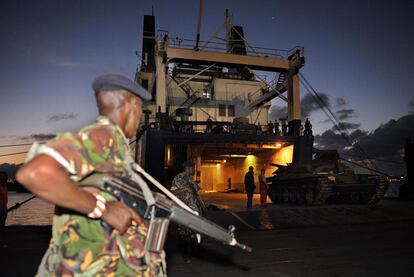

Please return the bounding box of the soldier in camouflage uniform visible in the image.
[17,74,166,276]
[170,161,205,261]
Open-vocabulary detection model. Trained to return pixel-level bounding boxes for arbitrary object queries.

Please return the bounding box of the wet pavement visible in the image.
[2,192,414,276]
[169,193,414,276]
[167,220,414,277]
[202,192,414,231]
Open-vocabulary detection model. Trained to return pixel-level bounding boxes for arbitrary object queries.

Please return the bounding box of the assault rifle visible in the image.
[99,173,252,253]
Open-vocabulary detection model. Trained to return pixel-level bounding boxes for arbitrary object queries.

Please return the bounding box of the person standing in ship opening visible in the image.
[16,74,166,276]
[259,169,268,207]
[244,166,255,209]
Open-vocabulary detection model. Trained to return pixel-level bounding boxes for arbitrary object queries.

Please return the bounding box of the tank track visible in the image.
[268,176,334,205]
[268,175,388,205]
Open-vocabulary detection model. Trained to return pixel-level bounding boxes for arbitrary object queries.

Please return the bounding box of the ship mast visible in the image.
[194,0,204,50]
[225,9,232,53]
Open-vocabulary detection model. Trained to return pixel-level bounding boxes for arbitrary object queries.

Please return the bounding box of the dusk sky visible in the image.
[1,0,413,166]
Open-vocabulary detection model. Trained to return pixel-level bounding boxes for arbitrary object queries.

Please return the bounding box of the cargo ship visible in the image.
[133,9,386,204]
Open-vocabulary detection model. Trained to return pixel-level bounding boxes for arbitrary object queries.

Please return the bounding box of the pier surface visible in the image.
[2,193,414,276]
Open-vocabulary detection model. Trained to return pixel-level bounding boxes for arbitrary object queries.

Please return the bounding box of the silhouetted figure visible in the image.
[304,117,313,136]
[299,124,305,136]
[244,166,255,209]
[256,124,262,135]
[267,121,274,134]
[205,116,213,133]
[185,124,194,133]
[213,125,224,134]
[274,120,280,136]
[281,118,288,136]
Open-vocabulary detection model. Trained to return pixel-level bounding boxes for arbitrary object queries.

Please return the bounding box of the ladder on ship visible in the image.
[170,74,201,110]
[248,72,288,110]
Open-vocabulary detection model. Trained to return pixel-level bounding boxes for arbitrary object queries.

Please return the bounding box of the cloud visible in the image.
[334,97,348,108]
[314,129,348,150]
[46,55,97,68]
[346,113,414,160]
[332,122,360,131]
[319,119,331,124]
[315,128,367,150]
[348,129,368,141]
[269,105,287,121]
[30,134,56,141]
[19,133,56,141]
[316,113,414,175]
[48,112,77,122]
[269,92,331,120]
[12,40,98,69]
[336,109,356,120]
[301,92,331,117]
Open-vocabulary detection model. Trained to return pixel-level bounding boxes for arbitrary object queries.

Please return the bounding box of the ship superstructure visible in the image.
[134,10,312,192]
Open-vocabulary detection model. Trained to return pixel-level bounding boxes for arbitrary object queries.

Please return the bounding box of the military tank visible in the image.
[267,150,387,205]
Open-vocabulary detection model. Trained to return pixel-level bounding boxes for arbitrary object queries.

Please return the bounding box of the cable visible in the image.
[299,73,380,172]
[301,74,386,174]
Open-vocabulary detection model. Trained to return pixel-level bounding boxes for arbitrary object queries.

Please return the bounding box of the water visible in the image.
[6,193,53,226]
[4,190,406,228]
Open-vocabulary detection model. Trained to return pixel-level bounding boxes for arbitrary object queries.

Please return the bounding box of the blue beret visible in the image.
[92,73,152,101]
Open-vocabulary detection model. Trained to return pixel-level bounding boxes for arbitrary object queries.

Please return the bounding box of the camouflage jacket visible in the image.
[26,116,166,277]
[170,172,203,240]
[170,172,201,214]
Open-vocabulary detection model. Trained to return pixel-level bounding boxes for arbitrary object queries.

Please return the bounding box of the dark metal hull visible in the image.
[268,175,387,205]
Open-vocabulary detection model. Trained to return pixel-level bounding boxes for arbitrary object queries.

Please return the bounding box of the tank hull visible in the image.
[268,175,387,205]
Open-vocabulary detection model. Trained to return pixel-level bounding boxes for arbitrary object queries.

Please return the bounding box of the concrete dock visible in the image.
[2,193,414,276]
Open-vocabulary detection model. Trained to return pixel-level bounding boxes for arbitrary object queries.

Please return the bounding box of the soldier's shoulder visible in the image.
[81,120,115,135]
[172,172,186,183]
[78,121,119,144]
[44,131,81,150]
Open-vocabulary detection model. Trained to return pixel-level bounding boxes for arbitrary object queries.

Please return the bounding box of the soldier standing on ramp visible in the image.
[170,160,206,262]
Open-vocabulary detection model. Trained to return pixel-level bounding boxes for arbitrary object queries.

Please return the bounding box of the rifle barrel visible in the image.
[104,177,252,252]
